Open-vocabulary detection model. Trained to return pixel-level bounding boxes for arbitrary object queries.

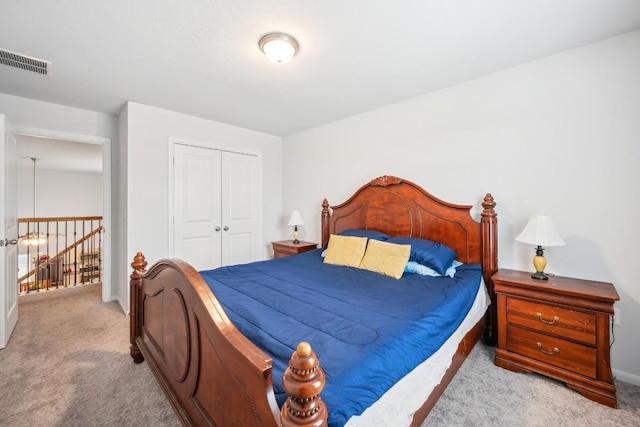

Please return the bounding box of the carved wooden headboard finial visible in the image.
[482,193,496,213]
[370,175,403,187]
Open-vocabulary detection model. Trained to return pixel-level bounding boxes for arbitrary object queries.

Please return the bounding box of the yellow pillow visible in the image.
[359,239,411,279]
[323,234,368,268]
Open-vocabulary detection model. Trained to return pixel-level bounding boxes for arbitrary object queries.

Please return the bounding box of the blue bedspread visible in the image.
[199,249,482,426]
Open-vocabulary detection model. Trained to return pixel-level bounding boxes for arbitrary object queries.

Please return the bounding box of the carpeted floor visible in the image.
[0,284,179,427]
[425,342,640,426]
[0,283,638,426]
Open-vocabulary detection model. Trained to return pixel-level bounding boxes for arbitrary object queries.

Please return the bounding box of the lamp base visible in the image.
[531,248,548,280]
[531,271,549,280]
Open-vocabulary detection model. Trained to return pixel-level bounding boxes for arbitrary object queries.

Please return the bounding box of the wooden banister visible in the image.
[17,225,103,283]
[18,216,103,223]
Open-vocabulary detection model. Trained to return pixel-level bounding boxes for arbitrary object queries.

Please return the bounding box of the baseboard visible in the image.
[613,369,640,386]
[115,294,128,315]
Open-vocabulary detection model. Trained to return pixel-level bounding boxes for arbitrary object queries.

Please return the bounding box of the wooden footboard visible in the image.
[129,253,326,427]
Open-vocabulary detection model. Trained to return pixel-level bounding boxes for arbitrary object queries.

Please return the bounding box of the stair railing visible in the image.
[17,216,103,293]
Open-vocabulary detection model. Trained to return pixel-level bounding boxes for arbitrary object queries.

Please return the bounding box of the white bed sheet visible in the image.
[345,278,490,426]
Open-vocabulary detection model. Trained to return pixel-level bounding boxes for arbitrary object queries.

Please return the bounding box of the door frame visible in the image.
[15,126,112,302]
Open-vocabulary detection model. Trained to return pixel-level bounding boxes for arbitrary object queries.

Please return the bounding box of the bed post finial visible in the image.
[281,341,327,427]
[481,194,498,346]
[131,252,148,279]
[130,252,148,363]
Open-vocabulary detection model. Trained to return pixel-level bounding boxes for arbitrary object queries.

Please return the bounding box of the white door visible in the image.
[0,115,19,348]
[174,144,222,271]
[222,152,259,266]
[173,144,259,270]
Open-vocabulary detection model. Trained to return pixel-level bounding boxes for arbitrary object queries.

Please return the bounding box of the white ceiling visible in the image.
[1,1,640,137]
[16,135,102,174]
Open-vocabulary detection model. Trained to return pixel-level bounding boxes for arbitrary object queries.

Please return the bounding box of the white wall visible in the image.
[122,102,283,312]
[283,30,640,382]
[17,168,102,217]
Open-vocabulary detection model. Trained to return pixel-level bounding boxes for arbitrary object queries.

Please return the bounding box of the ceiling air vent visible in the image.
[0,48,50,76]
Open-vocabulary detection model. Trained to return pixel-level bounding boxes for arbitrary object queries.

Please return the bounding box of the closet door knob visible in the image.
[215,226,221,232]
[223,226,229,231]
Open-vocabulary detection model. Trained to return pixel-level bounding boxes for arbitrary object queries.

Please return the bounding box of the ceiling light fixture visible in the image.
[259,33,298,64]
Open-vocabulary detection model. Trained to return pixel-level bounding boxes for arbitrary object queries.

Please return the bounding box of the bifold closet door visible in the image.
[173,144,259,271]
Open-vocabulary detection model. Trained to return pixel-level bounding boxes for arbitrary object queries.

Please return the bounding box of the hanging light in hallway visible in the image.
[20,157,47,246]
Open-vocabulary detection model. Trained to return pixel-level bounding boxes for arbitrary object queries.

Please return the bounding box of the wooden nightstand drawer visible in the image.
[506,325,597,378]
[506,298,596,345]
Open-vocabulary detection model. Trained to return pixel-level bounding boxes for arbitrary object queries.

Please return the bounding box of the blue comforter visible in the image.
[199,249,481,426]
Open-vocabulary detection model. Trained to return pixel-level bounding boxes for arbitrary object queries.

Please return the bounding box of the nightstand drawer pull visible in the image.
[536,312,559,325]
[536,342,560,355]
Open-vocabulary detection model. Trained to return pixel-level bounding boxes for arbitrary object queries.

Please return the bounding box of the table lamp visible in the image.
[515,214,565,280]
[288,211,304,244]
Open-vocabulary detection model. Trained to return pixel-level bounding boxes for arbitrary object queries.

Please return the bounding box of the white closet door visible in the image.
[174,144,222,271]
[221,152,259,266]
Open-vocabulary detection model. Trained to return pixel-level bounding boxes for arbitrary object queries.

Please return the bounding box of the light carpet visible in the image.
[425,339,640,426]
[0,284,178,427]
[0,283,638,426]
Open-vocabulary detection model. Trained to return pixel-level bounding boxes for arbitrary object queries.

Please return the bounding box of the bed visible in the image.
[129,175,498,426]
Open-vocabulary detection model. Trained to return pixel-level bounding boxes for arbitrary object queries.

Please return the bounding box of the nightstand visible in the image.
[272,240,318,259]
[493,269,619,408]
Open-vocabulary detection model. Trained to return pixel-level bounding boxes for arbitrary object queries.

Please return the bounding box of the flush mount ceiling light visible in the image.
[259,33,298,64]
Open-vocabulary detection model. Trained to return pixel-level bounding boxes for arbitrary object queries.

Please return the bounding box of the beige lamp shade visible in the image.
[288,211,304,226]
[515,214,565,247]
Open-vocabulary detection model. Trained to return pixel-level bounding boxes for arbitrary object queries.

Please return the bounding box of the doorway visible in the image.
[14,127,112,302]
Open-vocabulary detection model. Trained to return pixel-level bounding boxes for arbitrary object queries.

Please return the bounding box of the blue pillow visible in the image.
[387,237,457,276]
[405,260,463,278]
[338,229,390,241]
[404,261,440,277]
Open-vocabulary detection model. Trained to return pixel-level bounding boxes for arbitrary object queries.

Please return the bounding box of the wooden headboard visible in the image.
[321,175,498,345]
